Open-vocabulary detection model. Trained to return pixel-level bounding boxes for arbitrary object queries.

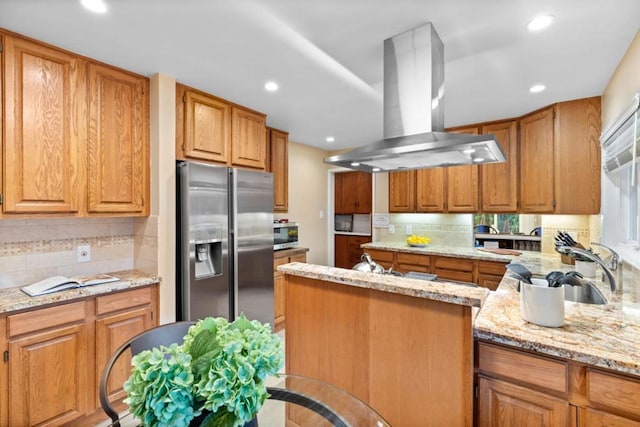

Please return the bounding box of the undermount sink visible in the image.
[564,282,607,305]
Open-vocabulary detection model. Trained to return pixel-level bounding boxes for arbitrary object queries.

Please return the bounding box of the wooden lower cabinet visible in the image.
[363,248,506,289]
[0,285,158,426]
[7,303,89,426]
[273,249,308,332]
[335,235,371,269]
[478,376,572,427]
[477,342,640,426]
[94,287,154,407]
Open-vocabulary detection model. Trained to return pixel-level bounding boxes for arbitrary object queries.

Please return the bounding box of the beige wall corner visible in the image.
[284,142,330,265]
[602,30,640,127]
[140,72,176,324]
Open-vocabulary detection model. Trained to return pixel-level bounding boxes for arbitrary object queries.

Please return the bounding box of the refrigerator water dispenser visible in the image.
[195,241,222,279]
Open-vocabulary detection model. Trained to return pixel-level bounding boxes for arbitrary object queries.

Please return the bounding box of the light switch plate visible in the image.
[77,245,91,263]
[388,224,395,233]
[406,225,413,235]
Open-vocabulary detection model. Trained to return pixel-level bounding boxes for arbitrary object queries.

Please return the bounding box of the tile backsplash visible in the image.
[0,217,144,289]
[376,213,474,247]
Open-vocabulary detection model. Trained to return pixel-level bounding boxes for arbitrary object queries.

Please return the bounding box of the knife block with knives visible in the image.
[554,231,585,265]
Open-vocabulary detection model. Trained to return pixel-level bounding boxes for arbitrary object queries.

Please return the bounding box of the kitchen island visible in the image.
[278,262,489,426]
[280,245,640,425]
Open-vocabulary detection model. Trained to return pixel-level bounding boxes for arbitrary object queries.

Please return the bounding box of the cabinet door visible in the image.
[554,97,601,214]
[338,172,371,214]
[9,323,88,426]
[389,170,415,212]
[477,274,502,291]
[182,88,230,163]
[347,236,371,267]
[416,168,445,212]
[447,165,479,212]
[289,253,307,263]
[355,172,372,213]
[231,107,266,170]
[334,235,350,268]
[334,173,344,214]
[478,377,571,427]
[274,273,286,331]
[481,120,518,212]
[88,63,148,214]
[269,128,289,212]
[446,126,479,212]
[95,307,152,406]
[3,35,82,213]
[520,107,555,213]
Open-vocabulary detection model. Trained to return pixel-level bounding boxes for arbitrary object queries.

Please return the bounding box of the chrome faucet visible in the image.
[590,242,620,271]
[558,246,617,292]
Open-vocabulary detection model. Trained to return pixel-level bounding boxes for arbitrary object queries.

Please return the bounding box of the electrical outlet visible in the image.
[406,225,413,235]
[77,245,91,263]
[388,224,395,233]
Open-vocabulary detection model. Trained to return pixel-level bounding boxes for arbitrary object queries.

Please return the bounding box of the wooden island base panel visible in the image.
[281,264,488,427]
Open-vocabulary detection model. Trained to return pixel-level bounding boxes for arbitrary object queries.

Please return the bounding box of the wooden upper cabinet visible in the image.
[554,97,601,214]
[447,164,479,212]
[519,107,555,213]
[231,107,267,170]
[416,168,445,212]
[481,120,518,212]
[181,86,230,164]
[446,125,479,212]
[268,128,288,212]
[2,34,82,214]
[389,170,416,212]
[87,63,149,215]
[335,171,372,214]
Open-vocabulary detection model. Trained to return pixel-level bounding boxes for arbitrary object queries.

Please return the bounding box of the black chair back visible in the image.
[99,321,195,426]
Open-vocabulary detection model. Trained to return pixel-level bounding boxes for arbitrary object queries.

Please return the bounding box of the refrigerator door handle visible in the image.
[230,169,239,321]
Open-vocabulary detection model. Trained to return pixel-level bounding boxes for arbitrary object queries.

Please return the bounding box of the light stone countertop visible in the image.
[282,242,640,378]
[277,262,489,307]
[0,270,160,314]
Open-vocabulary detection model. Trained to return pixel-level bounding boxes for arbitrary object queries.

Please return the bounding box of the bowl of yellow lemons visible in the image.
[407,234,430,247]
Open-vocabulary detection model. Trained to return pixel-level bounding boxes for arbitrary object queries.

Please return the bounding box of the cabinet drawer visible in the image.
[434,268,474,283]
[96,287,152,315]
[366,249,394,263]
[289,254,306,263]
[478,260,508,276]
[8,301,86,337]
[396,253,430,268]
[434,256,474,272]
[478,343,568,395]
[587,369,640,419]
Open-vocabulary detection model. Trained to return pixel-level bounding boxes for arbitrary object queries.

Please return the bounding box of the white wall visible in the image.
[280,142,330,265]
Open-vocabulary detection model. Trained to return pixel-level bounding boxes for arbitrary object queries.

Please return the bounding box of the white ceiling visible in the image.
[0,0,638,151]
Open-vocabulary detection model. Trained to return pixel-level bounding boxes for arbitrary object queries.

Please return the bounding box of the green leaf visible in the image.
[199,409,238,427]
[192,347,222,378]
[189,329,219,360]
[229,314,252,332]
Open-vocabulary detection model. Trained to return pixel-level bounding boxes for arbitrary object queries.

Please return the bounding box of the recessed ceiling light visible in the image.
[529,84,546,93]
[81,0,107,14]
[264,81,279,92]
[372,167,381,172]
[527,15,554,32]
[350,162,361,167]
[326,136,335,143]
[463,148,476,154]
[473,158,485,163]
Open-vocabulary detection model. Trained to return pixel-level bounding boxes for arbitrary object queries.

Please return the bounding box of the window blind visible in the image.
[602,93,639,174]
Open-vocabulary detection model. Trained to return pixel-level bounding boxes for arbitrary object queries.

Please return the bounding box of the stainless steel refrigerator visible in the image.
[176,161,274,325]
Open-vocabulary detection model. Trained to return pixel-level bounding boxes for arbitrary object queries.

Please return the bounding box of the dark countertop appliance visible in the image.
[274,222,299,250]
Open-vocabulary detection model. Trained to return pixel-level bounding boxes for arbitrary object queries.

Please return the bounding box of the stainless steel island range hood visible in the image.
[324,23,506,173]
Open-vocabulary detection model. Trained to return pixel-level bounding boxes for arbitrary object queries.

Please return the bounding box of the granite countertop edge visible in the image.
[0,270,160,315]
[278,262,489,308]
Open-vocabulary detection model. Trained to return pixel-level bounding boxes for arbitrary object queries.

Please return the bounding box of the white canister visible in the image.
[575,260,596,278]
[520,279,565,327]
